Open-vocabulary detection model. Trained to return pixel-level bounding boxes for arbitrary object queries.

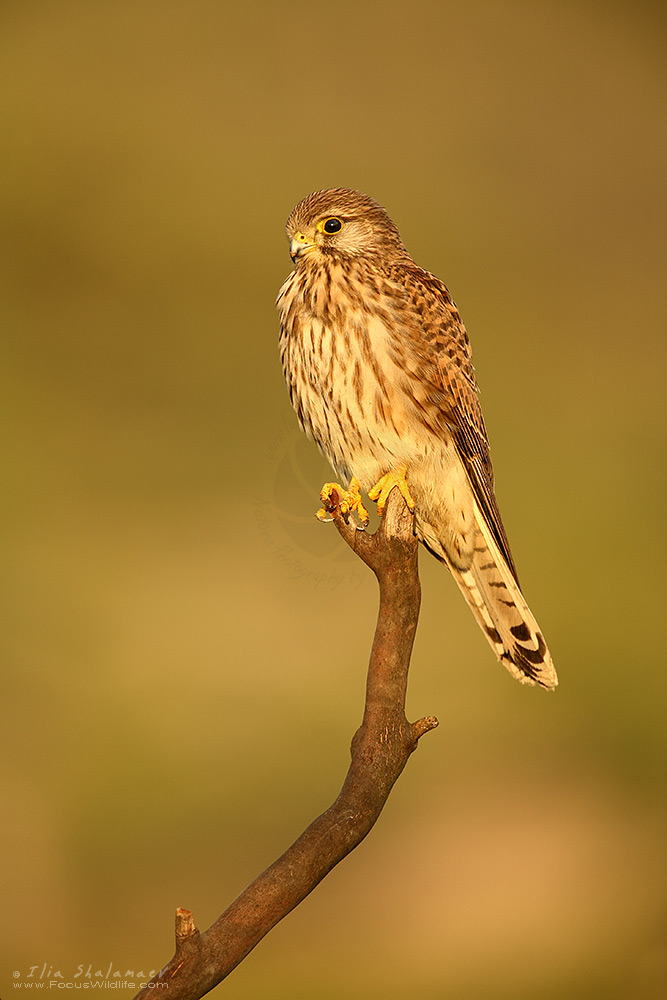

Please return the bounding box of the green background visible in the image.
[2,1,666,997]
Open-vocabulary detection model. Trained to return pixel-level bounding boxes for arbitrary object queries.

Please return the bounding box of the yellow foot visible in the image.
[367,466,416,517]
[316,476,370,526]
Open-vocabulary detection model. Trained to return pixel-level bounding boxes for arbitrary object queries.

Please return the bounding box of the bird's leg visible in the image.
[368,465,416,517]
[317,476,370,527]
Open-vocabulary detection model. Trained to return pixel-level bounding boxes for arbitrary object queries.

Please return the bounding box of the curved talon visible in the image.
[368,466,415,517]
[316,477,370,527]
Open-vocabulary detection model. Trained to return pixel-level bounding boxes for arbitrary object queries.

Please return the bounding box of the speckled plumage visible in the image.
[277,188,556,690]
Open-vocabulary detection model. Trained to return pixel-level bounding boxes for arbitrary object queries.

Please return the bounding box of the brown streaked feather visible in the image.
[380,261,519,581]
[278,187,555,689]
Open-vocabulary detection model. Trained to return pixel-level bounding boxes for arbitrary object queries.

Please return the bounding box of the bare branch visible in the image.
[134,487,437,999]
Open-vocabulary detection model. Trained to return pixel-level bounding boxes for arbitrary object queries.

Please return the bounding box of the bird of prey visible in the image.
[277,188,557,690]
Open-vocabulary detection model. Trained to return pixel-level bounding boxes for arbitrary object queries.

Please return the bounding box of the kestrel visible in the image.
[277,188,557,690]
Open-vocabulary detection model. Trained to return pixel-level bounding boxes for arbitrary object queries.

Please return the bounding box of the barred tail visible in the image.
[419,501,557,690]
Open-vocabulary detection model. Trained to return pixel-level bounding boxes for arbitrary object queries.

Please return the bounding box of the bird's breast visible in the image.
[278,264,433,486]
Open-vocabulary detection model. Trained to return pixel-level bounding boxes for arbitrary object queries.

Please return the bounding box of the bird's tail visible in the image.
[419,500,557,690]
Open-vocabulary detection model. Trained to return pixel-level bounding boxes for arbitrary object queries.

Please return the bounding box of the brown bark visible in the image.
[134,487,437,999]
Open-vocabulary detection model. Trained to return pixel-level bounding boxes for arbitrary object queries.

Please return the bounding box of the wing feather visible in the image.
[387,262,519,582]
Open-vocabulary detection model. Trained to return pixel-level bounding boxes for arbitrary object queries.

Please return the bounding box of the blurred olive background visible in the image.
[2,1,666,997]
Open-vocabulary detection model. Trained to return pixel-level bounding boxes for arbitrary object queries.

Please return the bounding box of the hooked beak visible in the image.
[289,231,316,262]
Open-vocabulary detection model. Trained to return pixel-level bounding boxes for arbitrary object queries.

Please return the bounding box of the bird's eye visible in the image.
[322,217,343,234]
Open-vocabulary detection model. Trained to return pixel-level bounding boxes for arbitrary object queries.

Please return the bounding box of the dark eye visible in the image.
[323,217,343,234]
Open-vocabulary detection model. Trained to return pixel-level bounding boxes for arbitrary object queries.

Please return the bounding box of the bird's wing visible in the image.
[389,262,519,582]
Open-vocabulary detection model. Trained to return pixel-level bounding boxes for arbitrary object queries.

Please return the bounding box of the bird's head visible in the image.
[285,188,409,265]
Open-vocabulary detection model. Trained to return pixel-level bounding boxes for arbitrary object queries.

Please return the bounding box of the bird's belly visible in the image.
[281,306,475,565]
[283,313,429,487]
